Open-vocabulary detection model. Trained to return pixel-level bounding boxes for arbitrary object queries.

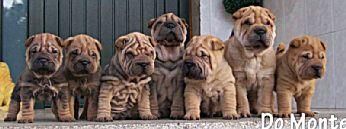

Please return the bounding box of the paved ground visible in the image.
[0,109,346,129]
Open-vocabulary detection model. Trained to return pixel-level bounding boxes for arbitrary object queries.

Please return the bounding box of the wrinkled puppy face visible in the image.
[148,13,188,47]
[233,6,276,54]
[287,36,327,80]
[25,33,64,77]
[114,32,156,77]
[183,35,225,80]
[64,34,102,77]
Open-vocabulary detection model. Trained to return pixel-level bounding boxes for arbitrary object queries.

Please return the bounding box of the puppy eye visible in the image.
[52,48,59,54]
[265,20,271,25]
[126,52,134,59]
[244,19,252,25]
[156,21,163,25]
[31,48,38,53]
[71,50,79,55]
[302,54,310,59]
[91,51,97,57]
[201,52,208,58]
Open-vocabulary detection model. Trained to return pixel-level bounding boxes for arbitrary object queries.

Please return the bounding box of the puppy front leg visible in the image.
[257,75,275,115]
[276,90,292,118]
[18,87,34,123]
[138,85,157,120]
[184,86,201,120]
[4,86,21,122]
[236,84,250,117]
[56,87,74,122]
[149,82,159,118]
[296,87,315,117]
[222,85,239,119]
[170,80,185,119]
[95,82,113,122]
[86,90,99,121]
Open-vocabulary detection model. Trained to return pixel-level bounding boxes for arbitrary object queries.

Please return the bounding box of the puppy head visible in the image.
[64,34,102,77]
[148,13,188,47]
[114,32,156,77]
[232,6,276,55]
[286,35,327,80]
[25,33,64,78]
[183,35,225,80]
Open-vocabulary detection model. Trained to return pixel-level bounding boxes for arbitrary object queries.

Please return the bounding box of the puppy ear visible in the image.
[181,18,189,28]
[320,41,327,51]
[276,43,286,55]
[25,35,36,48]
[290,36,308,48]
[94,39,103,52]
[114,36,129,49]
[148,18,157,29]
[210,38,225,51]
[63,37,74,48]
[54,36,64,47]
[265,9,276,21]
[233,7,249,20]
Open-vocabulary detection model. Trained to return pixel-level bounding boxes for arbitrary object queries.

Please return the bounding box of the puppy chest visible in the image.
[153,66,183,100]
[201,89,224,113]
[237,57,273,89]
[69,80,95,96]
[111,84,145,113]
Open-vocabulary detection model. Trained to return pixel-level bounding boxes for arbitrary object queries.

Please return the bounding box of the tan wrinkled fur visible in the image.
[96,32,157,121]
[276,35,327,118]
[63,34,102,121]
[183,35,238,120]
[224,6,276,117]
[148,13,188,119]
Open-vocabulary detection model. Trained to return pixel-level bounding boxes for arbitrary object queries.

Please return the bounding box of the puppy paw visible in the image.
[18,118,34,123]
[4,116,17,122]
[297,111,315,117]
[170,110,185,119]
[238,109,251,118]
[95,116,113,122]
[223,111,240,120]
[257,108,273,117]
[140,113,158,120]
[184,111,200,120]
[58,115,75,122]
[87,116,97,121]
[151,110,160,118]
[275,112,291,118]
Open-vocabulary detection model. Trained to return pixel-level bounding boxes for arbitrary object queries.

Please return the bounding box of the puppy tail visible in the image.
[276,43,286,56]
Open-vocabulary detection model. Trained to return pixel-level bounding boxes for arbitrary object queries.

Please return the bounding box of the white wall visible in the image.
[200,0,233,41]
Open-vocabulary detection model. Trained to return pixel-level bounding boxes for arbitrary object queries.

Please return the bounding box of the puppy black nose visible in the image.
[184,62,194,68]
[138,62,149,68]
[254,27,267,35]
[79,60,90,66]
[312,64,322,71]
[165,22,176,29]
[38,58,49,64]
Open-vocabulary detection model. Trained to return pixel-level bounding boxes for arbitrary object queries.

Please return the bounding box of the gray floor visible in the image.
[0,109,346,129]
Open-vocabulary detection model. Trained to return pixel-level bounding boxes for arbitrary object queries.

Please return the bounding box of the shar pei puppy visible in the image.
[275,35,327,118]
[224,6,277,117]
[148,13,188,119]
[96,32,156,121]
[4,33,73,123]
[63,34,102,121]
[183,35,239,120]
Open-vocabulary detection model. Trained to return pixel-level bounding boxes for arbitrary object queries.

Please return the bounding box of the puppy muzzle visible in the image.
[183,60,205,80]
